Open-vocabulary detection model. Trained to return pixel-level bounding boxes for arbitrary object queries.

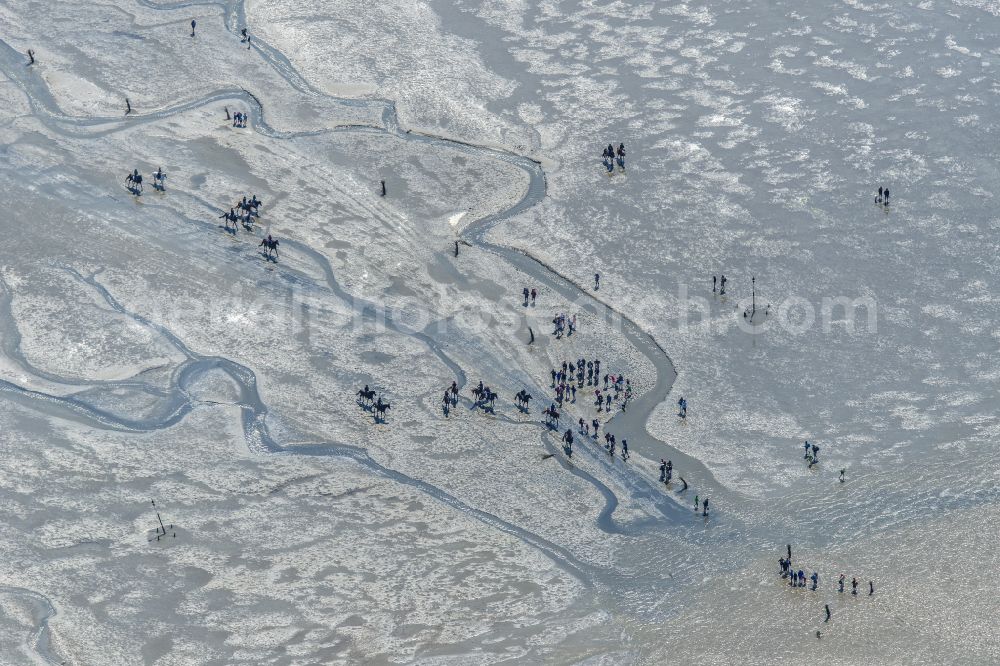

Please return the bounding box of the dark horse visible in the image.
[562,428,574,455]
[125,170,143,194]
[373,395,391,423]
[514,389,533,413]
[240,194,262,215]
[259,234,280,262]
[356,385,375,409]
[472,382,497,412]
[219,208,239,232]
[543,404,560,429]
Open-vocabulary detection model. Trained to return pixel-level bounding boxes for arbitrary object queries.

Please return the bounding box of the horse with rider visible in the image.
[372,395,391,423]
[543,403,560,429]
[125,169,143,194]
[259,234,279,261]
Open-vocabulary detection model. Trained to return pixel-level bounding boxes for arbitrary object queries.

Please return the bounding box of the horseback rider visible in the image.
[126,169,143,193]
[372,394,390,422]
[357,385,376,409]
[259,234,279,259]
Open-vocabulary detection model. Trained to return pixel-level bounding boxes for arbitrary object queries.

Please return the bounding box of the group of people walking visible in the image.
[598,430,628,458]
[552,313,577,338]
[548,355,643,466]
[802,442,851,482]
[837,573,874,596]
[551,358,601,390]
[595,375,632,412]
[567,398,700,506]
[601,143,626,172]
[876,186,890,206]
[573,415,630,462]
[780,558,820,590]
[779,545,874,625]
[549,358,632,413]
[521,287,538,307]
